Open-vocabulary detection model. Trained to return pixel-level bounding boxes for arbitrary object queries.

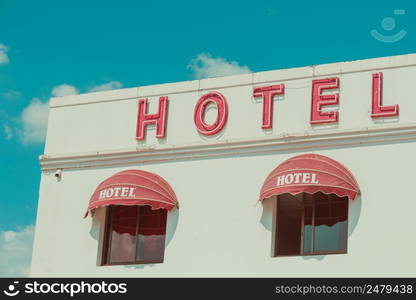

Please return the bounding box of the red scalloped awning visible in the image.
[259,154,359,201]
[84,169,178,217]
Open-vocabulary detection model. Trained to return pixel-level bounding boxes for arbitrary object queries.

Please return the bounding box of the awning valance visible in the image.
[259,154,359,201]
[84,169,178,217]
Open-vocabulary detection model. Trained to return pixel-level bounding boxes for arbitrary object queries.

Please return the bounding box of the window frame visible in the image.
[272,193,348,257]
[97,205,167,266]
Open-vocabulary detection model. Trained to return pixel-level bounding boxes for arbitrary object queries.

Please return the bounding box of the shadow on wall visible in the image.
[260,193,362,261]
[89,206,180,269]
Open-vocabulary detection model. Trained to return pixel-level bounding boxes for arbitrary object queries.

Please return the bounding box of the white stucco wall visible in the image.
[31,54,416,277]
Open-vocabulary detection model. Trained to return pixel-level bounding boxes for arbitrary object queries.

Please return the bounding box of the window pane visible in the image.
[313,195,348,252]
[303,197,313,254]
[276,194,303,256]
[108,206,138,264]
[136,206,167,262]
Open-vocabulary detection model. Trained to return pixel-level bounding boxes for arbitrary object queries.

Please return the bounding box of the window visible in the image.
[100,205,167,265]
[273,192,348,256]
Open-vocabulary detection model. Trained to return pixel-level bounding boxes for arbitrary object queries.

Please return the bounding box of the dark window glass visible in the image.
[276,194,303,255]
[275,193,348,257]
[314,195,348,253]
[109,206,137,264]
[103,205,167,265]
[303,197,313,254]
[136,205,167,262]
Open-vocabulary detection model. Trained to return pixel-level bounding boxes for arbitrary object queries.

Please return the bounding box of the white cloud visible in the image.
[4,125,13,140]
[2,90,21,101]
[188,53,251,79]
[5,81,123,144]
[0,44,9,64]
[89,81,123,92]
[0,225,35,277]
[19,98,49,144]
[51,84,79,97]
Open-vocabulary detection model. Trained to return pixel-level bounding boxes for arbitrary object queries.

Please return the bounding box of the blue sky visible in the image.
[0,0,414,276]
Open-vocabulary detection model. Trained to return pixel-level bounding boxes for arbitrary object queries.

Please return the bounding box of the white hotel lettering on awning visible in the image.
[99,187,137,199]
[276,173,319,186]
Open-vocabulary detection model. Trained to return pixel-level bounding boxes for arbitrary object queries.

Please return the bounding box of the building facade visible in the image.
[31,54,416,277]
